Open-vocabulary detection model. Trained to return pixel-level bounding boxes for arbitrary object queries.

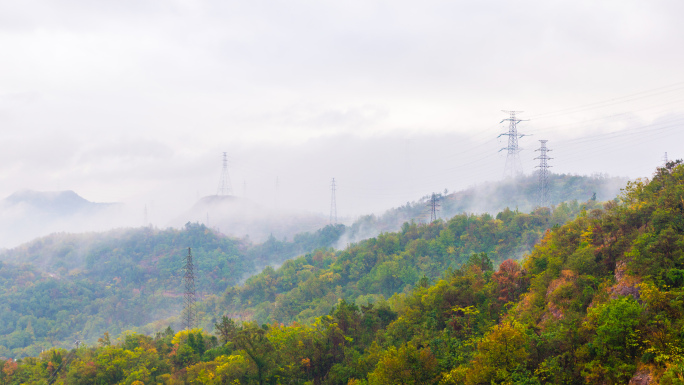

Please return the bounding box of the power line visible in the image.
[561,115,684,145]
[499,110,528,178]
[46,340,80,385]
[528,81,684,120]
[328,111,682,203]
[552,118,684,165]
[211,82,684,210]
[182,247,196,331]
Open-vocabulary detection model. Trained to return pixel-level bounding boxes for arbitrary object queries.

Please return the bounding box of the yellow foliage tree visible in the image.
[367,343,438,385]
[465,321,529,385]
[172,328,205,345]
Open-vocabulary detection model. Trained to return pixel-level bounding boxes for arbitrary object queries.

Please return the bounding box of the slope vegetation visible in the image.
[0,223,345,358]
[343,173,626,244]
[201,201,586,325]
[2,163,679,384]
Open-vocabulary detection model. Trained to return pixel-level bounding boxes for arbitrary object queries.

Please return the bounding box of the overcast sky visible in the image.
[1,0,683,224]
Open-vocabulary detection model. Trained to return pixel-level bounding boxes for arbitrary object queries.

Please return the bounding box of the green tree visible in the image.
[465,321,529,385]
[235,322,274,385]
[215,316,238,345]
[581,296,644,384]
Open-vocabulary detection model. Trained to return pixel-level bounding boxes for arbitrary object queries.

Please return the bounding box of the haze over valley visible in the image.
[1,1,684,384]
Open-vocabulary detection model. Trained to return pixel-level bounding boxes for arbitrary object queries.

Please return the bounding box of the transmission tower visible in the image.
[499,110,528,178]
[663,152,669,166]
[330,178,337,224]
[217,152,233,196]
[535,140,552,207]
[427,193,441,222]
[182,247,197,330]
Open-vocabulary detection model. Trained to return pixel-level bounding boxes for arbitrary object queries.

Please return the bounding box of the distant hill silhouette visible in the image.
[3,189,116,215]
[0,190,121,248]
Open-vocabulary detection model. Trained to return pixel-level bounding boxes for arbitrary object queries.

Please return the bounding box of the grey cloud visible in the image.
[0,0,682,242]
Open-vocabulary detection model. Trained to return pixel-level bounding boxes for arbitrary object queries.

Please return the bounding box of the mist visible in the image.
[0,0,683,248]
[0,123,676,250]
[0,191,133,248]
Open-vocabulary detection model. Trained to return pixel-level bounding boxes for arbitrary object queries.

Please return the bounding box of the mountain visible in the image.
[171,194,330,243]
[0,190,122,248]
[0,222,346,359]
[441,172,626,215]
[340,173,627,246]
[0,173,628,360]
[3,164,678,384]
[2,190,116,216]
[194,198,591,326]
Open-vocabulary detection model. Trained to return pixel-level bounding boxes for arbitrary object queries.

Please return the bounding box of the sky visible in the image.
[1,0,684,226]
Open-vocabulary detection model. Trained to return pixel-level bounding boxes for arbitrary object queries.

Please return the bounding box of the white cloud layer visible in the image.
[0,0,683,229]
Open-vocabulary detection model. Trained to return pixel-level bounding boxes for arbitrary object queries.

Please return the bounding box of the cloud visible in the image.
[0,0,681,236]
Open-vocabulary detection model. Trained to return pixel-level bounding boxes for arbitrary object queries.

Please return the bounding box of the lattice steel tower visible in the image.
[330,178,337,224]
[182,247,197,330]
[535,140,552,207]
[217,152,233,196]
[428,193,441,222]
[499,111,528,178]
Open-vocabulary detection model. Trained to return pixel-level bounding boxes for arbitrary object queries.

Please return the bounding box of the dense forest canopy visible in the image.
[0,173,614,360]
[199,200,586,326]
[2,163,673,383]
[0,223,346,359]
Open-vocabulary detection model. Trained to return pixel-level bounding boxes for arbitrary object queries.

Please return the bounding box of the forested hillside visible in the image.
[198,200,587,326]
[1,163,681,384]
[0,173,614,360]
[0,223,345,358]
[343,173,626,244]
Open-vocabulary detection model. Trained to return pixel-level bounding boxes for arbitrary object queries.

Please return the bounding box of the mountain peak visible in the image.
[2,189,113,215]
[5,189,87,205]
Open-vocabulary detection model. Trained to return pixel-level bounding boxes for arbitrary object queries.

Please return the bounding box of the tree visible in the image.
[215,316,238,345]
[1,359,18,385]
[466,321,529,385]
[234,322,274,385]
[491,259,528,317]
[581,296,644,384]
[367,343,438,385]
[467,252,493,273]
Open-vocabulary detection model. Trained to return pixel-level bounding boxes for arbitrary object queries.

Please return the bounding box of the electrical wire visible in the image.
[221,80,684,212]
